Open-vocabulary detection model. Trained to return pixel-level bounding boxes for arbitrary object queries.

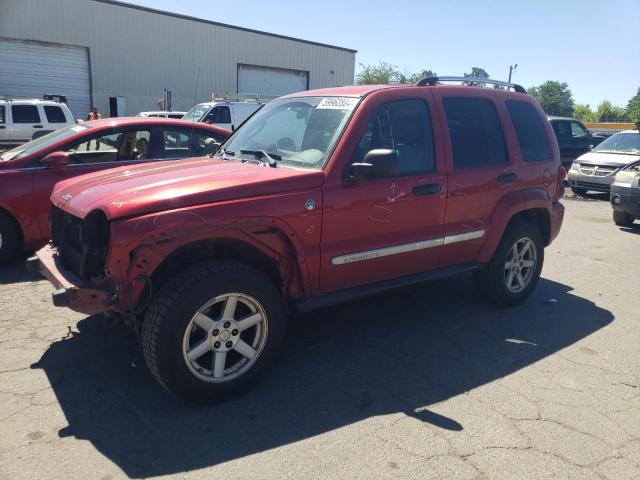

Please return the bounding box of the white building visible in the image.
[0,0,356,119]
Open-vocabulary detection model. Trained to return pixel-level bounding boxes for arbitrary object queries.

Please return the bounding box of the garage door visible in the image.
[0,38,90,119]
[238,64,308,97]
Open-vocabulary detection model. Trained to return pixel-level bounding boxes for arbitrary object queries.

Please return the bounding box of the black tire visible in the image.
[571,187,588,196]
[142,260,286,403]
[473,222,544,307]
[0,213,19,263]
[612,211,635,227]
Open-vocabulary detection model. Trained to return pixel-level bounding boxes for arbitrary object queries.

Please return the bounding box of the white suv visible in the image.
[0,96,75,148]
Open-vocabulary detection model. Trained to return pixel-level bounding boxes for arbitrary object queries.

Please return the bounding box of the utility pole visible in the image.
[508,64,518,83]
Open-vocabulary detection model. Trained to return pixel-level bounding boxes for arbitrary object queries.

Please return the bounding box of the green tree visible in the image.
[463,67,490,86]
[528,81,575,117]
[626,87,640,122]
[404,69,437,84]
[593,100,630,122]
[573,104,594,122]
[355,61,404,85]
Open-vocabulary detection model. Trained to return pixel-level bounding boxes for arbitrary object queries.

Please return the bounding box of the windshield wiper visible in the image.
[216,147,234,160]
[240,149,281,167]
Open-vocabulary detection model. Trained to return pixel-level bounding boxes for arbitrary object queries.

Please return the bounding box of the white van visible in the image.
[137,111,187,119]
[0,96,75,148]
[182,93,277,131]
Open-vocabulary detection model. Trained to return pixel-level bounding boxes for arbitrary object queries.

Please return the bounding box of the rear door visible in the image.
[155,126,228,159]
[43,105,70,133]
[432,90,517,267]
[320,93,447,292]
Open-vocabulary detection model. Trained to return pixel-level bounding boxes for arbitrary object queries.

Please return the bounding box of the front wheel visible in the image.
[142,260,286,403]
[571,187,588,196]
[473,222,544,307]
[612,211,634,227]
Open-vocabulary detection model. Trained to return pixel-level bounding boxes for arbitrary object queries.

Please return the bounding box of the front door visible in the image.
[320,97,447,293]
[203,106,233,131]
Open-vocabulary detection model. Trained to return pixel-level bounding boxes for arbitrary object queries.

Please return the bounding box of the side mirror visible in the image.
[42,151,70,167]
[347,149,399,181]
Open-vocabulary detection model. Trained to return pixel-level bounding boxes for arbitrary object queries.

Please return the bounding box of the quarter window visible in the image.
[12,105,40,124]
[443,98,508,169]
[44,106,67,123]
[351,99,436,175]
[0,106,5,124]
[506,101,552,162]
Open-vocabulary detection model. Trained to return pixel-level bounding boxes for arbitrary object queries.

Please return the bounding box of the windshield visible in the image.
[217,96,359,169]
[182,104,211,122]
[593,132,640,155]
[0,124,91,161]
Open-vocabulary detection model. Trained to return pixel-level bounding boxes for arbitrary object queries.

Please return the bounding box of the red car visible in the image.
[31,78,565,402]
[0,118,229,260]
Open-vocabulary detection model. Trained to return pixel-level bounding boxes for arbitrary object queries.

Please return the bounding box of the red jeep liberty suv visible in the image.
[30,77,566,402]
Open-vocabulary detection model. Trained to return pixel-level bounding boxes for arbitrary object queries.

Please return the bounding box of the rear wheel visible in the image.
[142,260,286,403]
[571,186,588,196]
[613,211,635,227]
[0,213,19,263]
[473,222,544,307]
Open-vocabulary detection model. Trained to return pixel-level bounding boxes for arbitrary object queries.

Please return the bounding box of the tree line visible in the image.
[355,62,640,123]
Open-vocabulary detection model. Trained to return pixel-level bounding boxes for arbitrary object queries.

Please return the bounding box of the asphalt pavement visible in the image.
[0,193,638,479]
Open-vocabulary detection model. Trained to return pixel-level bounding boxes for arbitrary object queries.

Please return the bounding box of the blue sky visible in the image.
[127,0,639,108]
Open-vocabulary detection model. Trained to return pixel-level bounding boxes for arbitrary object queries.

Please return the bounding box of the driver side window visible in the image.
[351,99,435,175]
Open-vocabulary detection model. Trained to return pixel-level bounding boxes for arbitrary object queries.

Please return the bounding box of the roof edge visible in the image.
[92,0,358,53]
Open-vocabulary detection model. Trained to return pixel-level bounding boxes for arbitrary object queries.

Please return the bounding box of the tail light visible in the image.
[557,166,567,200]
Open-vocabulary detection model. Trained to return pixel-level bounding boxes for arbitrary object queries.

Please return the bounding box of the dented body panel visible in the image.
[33,84,565,316]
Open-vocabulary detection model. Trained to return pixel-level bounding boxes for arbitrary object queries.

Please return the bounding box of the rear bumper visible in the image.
[27,244,115,315]
[549,201,565,244]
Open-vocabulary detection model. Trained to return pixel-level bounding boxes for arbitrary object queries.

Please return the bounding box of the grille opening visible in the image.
[50,206,110,280]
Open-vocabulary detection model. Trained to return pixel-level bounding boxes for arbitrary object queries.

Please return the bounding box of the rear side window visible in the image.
[12,105,40,123]
[44,105,67,123]
[443,98,508,169]
[0,106,5,124]
[506,101,551,162]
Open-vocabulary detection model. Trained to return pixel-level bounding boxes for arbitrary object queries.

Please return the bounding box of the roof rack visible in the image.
[43,94,68,103]
[211,92,279,103]
[415,76,527,94]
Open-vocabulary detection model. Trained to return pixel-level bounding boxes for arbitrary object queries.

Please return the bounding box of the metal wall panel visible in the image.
[0,0,356,117]
[0,38,91,118]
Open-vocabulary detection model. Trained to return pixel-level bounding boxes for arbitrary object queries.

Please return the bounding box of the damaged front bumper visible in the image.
[27,244,115,315]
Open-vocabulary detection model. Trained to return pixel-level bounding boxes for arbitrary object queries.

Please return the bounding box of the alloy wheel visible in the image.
[182,293,268,383]
[503,237,537,293]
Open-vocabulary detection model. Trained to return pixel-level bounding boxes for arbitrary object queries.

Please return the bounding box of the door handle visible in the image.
[498,173,517,184]
[33,125,43,128]
[412,183,441,196]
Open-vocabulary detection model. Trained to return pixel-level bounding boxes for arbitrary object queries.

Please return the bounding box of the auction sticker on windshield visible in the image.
[317,97,359,110]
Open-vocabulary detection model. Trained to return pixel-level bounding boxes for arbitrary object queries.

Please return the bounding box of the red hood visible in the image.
[51,157,324,219]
